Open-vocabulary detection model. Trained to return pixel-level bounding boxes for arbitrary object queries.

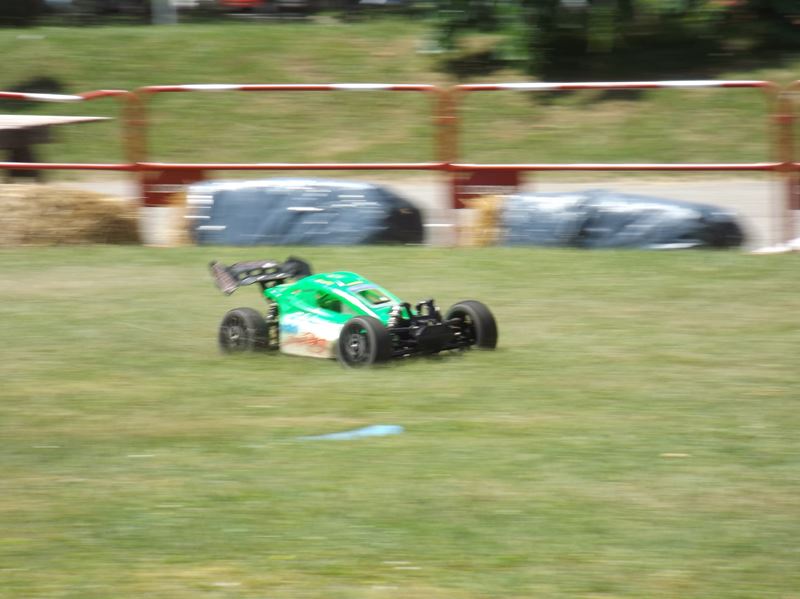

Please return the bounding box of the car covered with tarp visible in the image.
[186,178,423,246]
[501,190,745,249]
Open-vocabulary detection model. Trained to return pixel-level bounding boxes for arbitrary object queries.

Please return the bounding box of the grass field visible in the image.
[0,20,798,170]
[2,245,799,598]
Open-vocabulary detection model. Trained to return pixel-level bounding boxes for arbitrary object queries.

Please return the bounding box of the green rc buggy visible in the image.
[210,257,497,366]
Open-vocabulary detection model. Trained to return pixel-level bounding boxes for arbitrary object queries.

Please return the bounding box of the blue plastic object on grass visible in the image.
[299,424,405,441]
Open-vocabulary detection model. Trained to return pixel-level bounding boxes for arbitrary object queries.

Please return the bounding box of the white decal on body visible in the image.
[280,313,343,359]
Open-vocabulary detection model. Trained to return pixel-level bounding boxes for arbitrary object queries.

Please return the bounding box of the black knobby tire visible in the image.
[446,300,498,349]
[337,316,393,367]
[218,307,270,353]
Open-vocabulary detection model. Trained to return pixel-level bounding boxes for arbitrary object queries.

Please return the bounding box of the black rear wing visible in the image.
[209,257,312,295]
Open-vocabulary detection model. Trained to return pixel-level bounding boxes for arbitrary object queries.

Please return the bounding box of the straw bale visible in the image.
[461,195,503,247]
[0,184,140,245]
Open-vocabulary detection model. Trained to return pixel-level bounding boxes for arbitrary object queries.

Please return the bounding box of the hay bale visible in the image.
[461,195,503,247]
[0,184,140,246]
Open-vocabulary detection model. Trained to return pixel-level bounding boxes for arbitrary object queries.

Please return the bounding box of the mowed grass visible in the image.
[1,245,799,598]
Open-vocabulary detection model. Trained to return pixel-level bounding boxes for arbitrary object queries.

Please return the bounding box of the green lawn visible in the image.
[2,246,799,598]
[0,20,797,170]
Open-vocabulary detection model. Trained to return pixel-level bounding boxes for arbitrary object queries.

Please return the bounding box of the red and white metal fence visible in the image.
[0,89,137,172]
[135,82,447,171]
[133,83,448,205]
[1,80,798,240]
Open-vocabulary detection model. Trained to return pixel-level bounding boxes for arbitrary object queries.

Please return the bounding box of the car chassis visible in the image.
[210,257,497,366]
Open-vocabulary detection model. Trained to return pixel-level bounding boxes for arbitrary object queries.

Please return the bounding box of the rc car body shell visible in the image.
[265,271,401,359]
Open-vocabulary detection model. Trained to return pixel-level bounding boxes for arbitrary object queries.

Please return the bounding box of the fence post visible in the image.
[783,82,800,241]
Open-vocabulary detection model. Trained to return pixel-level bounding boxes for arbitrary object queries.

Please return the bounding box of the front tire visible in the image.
[219,307,269,353]
[337,316,393,367]
[446,300,498,349]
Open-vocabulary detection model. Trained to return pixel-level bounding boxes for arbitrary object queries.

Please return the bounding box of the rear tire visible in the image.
[446,300,498,349]
[337,316,393,367]
[219,307,269,353]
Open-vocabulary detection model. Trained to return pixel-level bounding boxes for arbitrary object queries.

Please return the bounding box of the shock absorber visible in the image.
[387,304,401,328]
[266,302,279,348]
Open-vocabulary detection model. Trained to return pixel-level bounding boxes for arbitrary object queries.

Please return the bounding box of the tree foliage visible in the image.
[434,0,800,78]
[0,0,46,26]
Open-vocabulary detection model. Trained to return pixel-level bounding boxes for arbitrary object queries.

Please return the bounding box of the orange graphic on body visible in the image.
[282,332,330,355]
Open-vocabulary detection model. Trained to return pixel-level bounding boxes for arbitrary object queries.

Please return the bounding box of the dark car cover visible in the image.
[501,190,745,249]
[186,179,423,246]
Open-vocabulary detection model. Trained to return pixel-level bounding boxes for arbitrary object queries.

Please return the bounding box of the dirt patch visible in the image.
[0,184,140,246]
